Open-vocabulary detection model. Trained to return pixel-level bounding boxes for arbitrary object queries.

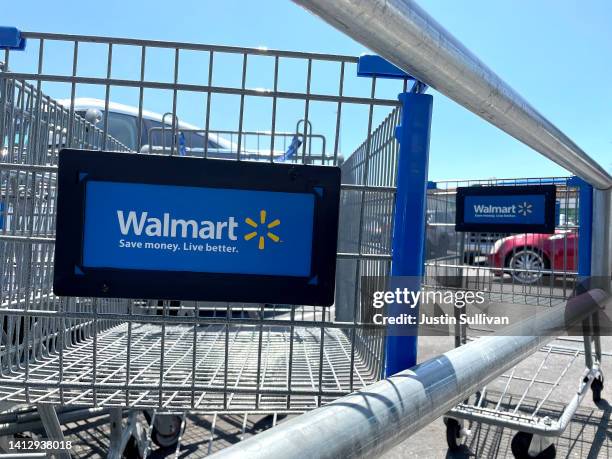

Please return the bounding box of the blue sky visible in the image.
[3,0,611,180]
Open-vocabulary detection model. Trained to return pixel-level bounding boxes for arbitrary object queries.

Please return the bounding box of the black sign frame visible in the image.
[53,149,341,306]
[455,184,557,234]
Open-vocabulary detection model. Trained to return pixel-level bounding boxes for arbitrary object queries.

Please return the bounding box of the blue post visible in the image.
[356,55,433,376]
[384,92,433,376]
[571,176,593,277]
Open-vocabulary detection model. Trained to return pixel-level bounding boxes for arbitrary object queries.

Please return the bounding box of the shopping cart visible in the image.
[424,179,605,458]
[1,29,406,456]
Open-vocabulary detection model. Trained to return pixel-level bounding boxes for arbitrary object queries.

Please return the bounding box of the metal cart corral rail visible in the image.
[1,28,407,456]
[424,179,606,458]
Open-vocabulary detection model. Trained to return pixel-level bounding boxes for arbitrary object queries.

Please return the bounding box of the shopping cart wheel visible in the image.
[153,415,183,449]
[511,432,556,459]
[591,375,604,403]
[144,412,183,449]
[123,436,143,459]
[474,391,487,408]
[444,418,463,451]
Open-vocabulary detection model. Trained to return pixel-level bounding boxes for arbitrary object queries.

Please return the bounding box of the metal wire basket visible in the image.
[0,32,406,412]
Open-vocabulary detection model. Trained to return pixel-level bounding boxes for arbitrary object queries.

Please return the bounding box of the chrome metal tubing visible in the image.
[292,0,612,189]
[209,289,609,459]
[452,365,601,436]
[591,188,611,284]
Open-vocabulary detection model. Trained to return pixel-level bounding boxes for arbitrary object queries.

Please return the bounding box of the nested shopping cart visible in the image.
[0,28,405,456]
[424,179,605,458]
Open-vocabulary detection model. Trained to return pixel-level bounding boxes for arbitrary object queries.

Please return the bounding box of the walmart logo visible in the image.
[517,201,533,216]
[244,210,281,250]
[115,208,283,251]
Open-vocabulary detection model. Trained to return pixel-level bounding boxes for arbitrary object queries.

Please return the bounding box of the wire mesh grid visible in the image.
[1,322,382,410]
[1,32,406,411]
[144,126,329,163]
[449,337,600,433]
[424,178,583,308]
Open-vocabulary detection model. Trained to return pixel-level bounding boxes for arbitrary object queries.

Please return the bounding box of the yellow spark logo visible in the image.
[244,210,281,250]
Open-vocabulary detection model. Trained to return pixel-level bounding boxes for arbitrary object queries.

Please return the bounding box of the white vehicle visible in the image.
[60,98,303,162]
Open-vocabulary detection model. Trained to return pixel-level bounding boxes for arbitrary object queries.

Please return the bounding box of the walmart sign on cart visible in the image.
[53,150,341,306]
[455,184,557,234]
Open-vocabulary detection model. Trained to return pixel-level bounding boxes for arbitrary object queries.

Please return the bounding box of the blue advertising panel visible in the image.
[82,181,314,276]
[53,150,341,305]
[455,185,556,234]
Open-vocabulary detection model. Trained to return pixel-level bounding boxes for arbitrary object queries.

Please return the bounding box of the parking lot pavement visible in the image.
[64,411,295,458]
[383,335,612,459]
[61,334,611,458]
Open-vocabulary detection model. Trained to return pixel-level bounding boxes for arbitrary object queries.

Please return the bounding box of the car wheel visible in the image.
[508,249,546,284]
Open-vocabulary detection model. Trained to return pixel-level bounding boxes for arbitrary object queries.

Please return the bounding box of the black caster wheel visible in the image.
[591,375,604,403]
[143,412,183,450]
[152,414,183,449]
[473,391,487,408]
[511,432,556,459]
[123,436,143,459]
[444,418,463,451]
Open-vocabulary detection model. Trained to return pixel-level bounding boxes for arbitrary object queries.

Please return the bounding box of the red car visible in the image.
[488,230,577,284]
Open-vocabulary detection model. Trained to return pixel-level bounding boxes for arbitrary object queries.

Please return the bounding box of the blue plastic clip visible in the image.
[281,135,302,162]
[178,132,187,156]
[0,27,26,51]
[357,55,413,80]
[0,26,26,51]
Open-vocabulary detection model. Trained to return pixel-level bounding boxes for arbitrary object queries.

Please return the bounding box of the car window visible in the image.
[75,110,138,151]
[106,112,138,150]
